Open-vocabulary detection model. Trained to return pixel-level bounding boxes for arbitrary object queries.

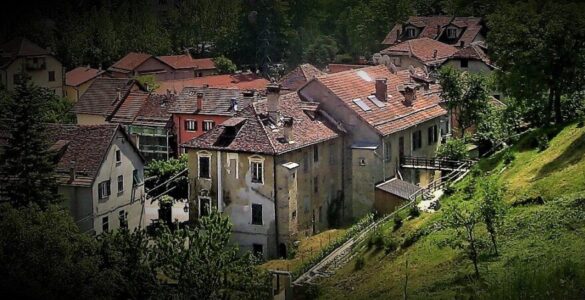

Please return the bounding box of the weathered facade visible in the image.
[183,88,344,259]
[64,66,105,102]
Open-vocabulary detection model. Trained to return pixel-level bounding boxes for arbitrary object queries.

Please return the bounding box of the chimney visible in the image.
[375,78,388,102]
[116,88,122,101]
[69,160,76,182]
[433,50,438,59]
[403,86,417,106]
[283,117,294,142]
[267,83,281,122]
[196,92,204,111]
[230,97,238,112]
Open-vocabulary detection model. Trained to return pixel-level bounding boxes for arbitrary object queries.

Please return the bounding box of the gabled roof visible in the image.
[0,37,52,68]
[279,64,324,91]
[445,42,495,68]
[155,73,269,94]
[305,65,446,136]
[381,16,484,47]
[326,64,369,74]
[157,54,199,69]
[169,87,254,116]
[376,178,421,200]
[73,78,137,116]
[134,94,176,126]
[183,92,341,155]
[44,124,143,186]
[66,67,105,87]
[108,52,152,73]
[109,90,150,124]
[192,58,216,70]
[380,38,459,66]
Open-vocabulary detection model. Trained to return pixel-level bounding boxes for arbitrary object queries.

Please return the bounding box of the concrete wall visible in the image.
[76,113,107,125]
[374,189,407,215]
[58,185,94,233]
[2,55,64,96]
[92,130,145,235]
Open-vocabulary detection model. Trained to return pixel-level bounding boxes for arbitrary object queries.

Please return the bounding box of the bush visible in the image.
[512,195,545,207]
[436,138,470,161]
[384,237,398,254]
[537,134,549,151]
[304,284,321,300]
[409,205,421,218]
[213,55,237,74]
[367,231,385,250]
[354,255,365,270]
[503,150,515,165]
[444,184,456,196]
[393,215,403,231]
[429,200,441,211]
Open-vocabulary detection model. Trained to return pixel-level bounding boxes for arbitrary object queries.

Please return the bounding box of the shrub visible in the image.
[537,134,549,152]
[444,184,455,196]
[429,200,442,211]
[436,138,470,161]
[512,195,545,207]
[401,229,426,249]
[503,150,515,165]
[304,284,321,300]
[393,215,403,231]
[354,255,365,270]
[368,231,385,250]
[384,237,398,254]
[409,205,421,218]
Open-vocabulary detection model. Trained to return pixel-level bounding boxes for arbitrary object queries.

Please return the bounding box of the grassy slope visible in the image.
[318,123,585,299]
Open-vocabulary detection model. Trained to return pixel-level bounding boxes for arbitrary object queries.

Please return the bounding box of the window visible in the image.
[203,120,215,132]
[252,244,263,258]
[133,169,140,186]
[412,130,422,151]
[314,176,319,193]
[405,27,415,38]
[447,28,458,38]
[292,210,297,220]
[461,59,469,68]
[117,175,124,193]
[384,141,392,161]
[98,180,111,199]
[251,161,263,183]
[102,216,109,232]
[252,204,263,225]
[48,71,55,82]
[185,120,197,131]
[199,156,210,178]
[199,197,211,217]
[428,125,438,145]
[313,145,319,162]
[119,210,128,229]
[115,149,121,164]
[359,158,366,166]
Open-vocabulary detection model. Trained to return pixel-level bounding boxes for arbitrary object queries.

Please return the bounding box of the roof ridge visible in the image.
[252,103,277,154]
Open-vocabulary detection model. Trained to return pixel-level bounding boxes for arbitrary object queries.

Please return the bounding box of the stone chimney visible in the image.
[283,117,294,142]
[196,92,204,111]
[267,83,281,123]
[403,85,417,106]
[375,78,388,102]
[69,160,76,182]
[433,50,438,59]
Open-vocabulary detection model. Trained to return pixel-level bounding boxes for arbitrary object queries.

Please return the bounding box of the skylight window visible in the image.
[367,95,386,108]
[353,98,371,112]
[357,70,372,82]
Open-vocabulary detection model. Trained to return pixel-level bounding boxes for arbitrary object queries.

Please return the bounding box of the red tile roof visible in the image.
[326,64,369,74]
[157,54,198,69]
[134,94,176,126]
[192,58,216,70]
[0,37,52,68]
[109,90,150,124]
[279,64,324,91]
[169,87,254,116]
[309,65,446,136]
[380,38,459,66]
[155,73,269,94]
[66,67,105,87]
[183,92,341,155]
[109,52,152,73]
[73,78,138,116]
[446,43,494,68]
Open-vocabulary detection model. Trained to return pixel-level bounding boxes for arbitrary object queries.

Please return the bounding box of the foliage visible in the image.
[502,150,515,165]
[367,230,385,250]
[488,0,585,124]
[537,134,549,152]
[393,214,403,231]
[354,255,365,270]
[384,236,398,254]
[439,66,491,137]
[409,205,421,219]
[145,155,188,200]
[303,35,338,68]
[135,74,160,92]
[476,103,514,147]
[213,55,237,74]
[0,77,61,208]
[477,178,506,255]
[436,138,469,161]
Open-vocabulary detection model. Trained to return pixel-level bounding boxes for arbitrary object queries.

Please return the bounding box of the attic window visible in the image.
[367,95,386,108]
[405,28,415,38]
[353,98,372,112]
[447,28,458,39]
[357,70,372,82]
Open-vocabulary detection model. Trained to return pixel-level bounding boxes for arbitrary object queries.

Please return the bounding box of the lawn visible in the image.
[317,122,585,299]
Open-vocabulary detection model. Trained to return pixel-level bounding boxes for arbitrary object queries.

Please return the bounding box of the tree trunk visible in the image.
[491,233,498,256]
[467,226,480,279]
[554,87,563,124]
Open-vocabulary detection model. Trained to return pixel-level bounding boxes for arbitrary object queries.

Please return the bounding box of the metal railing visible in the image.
[400,156,472,171]
[408,160,472,202]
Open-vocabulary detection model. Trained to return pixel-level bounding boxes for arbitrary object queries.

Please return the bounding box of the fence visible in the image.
[400,156,472,171]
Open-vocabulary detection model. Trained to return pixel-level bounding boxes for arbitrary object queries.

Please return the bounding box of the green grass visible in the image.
[316,123,585,299]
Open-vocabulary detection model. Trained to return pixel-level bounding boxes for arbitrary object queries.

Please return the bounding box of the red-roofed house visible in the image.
[0,37,65,95]
[155,73,269,95]
[182,85,344,258]
[108,52,217,81]
[65,66,106,102]
[375,37,459,71]
[299,65,448,218]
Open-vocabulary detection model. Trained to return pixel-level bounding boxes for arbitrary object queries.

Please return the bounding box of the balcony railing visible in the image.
[400,156,471,171]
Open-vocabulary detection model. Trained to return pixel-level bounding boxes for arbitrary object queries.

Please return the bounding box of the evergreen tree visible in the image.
[0,76,60,209]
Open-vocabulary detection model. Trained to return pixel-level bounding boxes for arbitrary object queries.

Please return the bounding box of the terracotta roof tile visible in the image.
[310,65,446,136]
[110,90,150,124]
[279,64,324,91]
[109,52,152,73]
[155,73,269,94]
[73,78,137,116]
[134,94,176,126]
[0,37,51,68]
[326,64,369,74]
[169,87,254,115]
[66,67,105,87]
[184,92,341,155]
[192,58,216,70]
[447,43,494,68]
[380,38,459,65]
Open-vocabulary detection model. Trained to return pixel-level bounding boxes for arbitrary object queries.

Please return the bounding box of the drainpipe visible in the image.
[166,129,169,160]
[217,151,223,212]
[273,155,280,257]
[382,137,386,181]
[341,136,346,222]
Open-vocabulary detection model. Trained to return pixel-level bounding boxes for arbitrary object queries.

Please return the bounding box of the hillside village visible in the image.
[1,0,585,299]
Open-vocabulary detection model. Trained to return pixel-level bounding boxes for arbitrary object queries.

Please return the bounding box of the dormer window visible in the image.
[405,27,416,38]
[447,28,458,39]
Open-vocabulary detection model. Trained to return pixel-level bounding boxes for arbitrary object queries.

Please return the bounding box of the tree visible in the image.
[213,55,237,74]
[135,74,160,92]
[0,77,61,208]
[438,66,490,137]
[151,211,272,299]
[477,178,505,256]
[436,138,469,161]
[439,203,487,279]
[145,155,188,201]
[303,35,338,68]
[488,1,585,125]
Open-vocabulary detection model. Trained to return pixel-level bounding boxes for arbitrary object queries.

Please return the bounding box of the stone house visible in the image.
[374,38,459,72]
[279,64,324,92]
[64,66,106,102]
[182,86,344,259]
[0,37,64,95]
[299,65,448,219]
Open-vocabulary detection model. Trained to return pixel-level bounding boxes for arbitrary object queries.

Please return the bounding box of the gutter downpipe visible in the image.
[217,151,223,212]
[273,155,280,257]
